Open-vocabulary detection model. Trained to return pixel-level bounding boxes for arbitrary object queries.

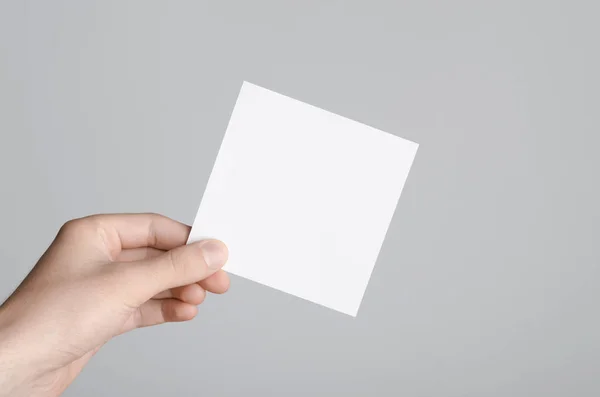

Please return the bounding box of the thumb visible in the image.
[127,240,228,300]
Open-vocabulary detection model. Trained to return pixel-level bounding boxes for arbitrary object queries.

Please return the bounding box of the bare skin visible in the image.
[0,213,229,397]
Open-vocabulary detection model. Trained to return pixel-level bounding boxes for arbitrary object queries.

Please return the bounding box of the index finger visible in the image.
[86,213,191,253]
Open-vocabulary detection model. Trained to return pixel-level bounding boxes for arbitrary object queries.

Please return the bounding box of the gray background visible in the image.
[1,1,598,396]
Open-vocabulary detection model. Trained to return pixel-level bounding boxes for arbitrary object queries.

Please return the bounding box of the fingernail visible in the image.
[200,240,228,270]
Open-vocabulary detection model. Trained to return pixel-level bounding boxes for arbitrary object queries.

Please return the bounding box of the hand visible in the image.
[0,213,229,397]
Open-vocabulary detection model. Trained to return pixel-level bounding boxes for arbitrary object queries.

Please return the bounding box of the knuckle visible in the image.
[60,215,103,234]
[58,216,117,256]
[166,249,180,276]
[59,218,82,234]
[59,217,92,237]
[165,244,207,282]
[190,243,210,274]
[147,217,158,248]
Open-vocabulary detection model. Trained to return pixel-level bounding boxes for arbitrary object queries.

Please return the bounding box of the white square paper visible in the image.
[188,82,418,316]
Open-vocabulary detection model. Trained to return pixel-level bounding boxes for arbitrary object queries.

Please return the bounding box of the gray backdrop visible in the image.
[1,1,599,396]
